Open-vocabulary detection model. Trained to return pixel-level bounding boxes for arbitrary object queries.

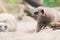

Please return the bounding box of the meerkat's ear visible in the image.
[41,9,44,14]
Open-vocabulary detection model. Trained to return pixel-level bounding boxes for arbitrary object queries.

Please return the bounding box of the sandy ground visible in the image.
[0,16,60,40]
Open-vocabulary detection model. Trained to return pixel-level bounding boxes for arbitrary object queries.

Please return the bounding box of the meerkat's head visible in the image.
[33,6,53,26]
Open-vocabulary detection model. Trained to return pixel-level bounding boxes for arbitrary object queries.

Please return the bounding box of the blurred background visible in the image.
[43,0,60,7]
[0,0,60,15]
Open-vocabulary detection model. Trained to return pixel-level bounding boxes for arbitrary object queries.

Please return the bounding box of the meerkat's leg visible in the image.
[36,22,44,32]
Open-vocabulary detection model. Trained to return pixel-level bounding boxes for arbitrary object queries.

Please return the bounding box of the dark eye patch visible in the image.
[34,12,39,15]
[4,25,7,30]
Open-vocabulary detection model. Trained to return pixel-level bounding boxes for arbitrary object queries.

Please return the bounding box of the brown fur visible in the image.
[36,14,53,32]
[50,22,60,30]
